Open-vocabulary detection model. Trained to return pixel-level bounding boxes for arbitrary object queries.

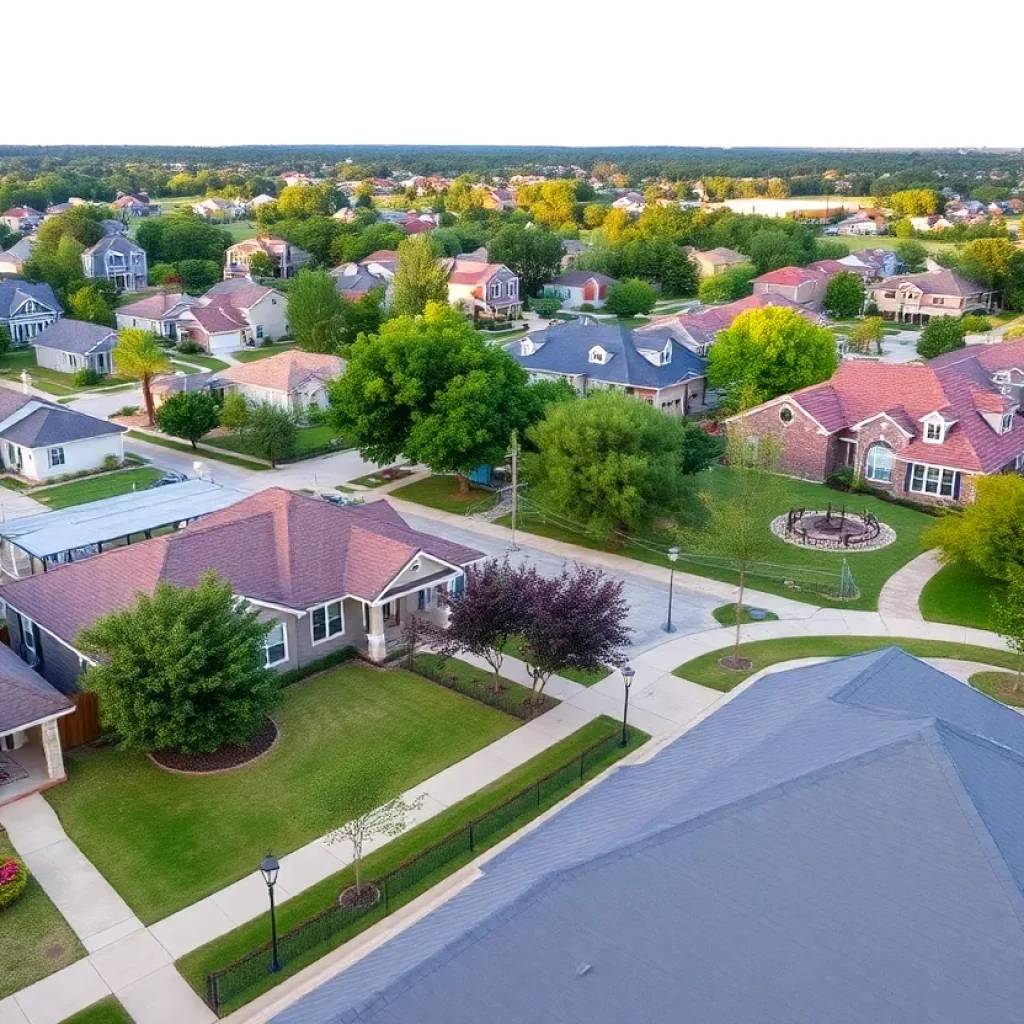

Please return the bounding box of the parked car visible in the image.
[147,471,189,488]
[320,492,364,507]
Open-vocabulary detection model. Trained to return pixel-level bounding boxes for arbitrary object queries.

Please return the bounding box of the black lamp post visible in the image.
[620,664,635,746]
[664,546,680,633]
[259,852,281,973]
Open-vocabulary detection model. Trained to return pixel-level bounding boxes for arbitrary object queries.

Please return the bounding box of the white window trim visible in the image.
[310,600,345,646]
[263,620,289,667]
[864,444,894,483]
[1001,412,1014,434]
[48,446,65,468]
[923,420,945,443]
[908,463,958,498]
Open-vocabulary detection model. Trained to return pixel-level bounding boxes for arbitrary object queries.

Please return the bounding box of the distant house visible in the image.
[192,197,244,220]
[224,237,312,280]
[81,235,148,291]
[112,194,157,218]
[250,194,276,208]
[838,248,904,280]
[910,215,954,233]
[835,211,886,236]
[0,207,43,235]
[446,257,521,320]
[507,319,707,415]
[688,247,747,277]
[331,251,396,304]
[32,321,116,376]
[0,279,63,345]
[0,236,35,276]
[215,350,345,418]
[175,280,290,354]
[543,271,618,309]
[611,191,645,215]
[868,269,997,325]
[0,391,125,484]
[481,187,516,211]
[101,219,127,236]
[560,239,589,269]
[751,260,856,310]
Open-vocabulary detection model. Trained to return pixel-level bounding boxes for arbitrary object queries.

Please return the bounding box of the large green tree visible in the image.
[697,265,755,304]
[77,572,279,754]
[488,224,564,297]
[823,271,865,318]
[916,316,964,358]
[894,240,928,273]
[155,391,220,448]
[328,303,535,490]
[604,278,658,316]
[112,328,170,424]
[390,235,450,317]
[706,306,838,409]
[288,269,347,353]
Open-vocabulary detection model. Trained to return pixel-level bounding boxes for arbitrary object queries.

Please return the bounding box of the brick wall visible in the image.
[731,401,834,481]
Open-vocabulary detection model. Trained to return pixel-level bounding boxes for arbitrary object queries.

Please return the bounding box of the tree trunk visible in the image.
[456,472,470,494]
[353,840,362,890]
[734,571,746,659]
[142,377,156,426]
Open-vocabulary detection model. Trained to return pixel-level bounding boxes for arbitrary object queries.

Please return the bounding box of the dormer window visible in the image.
[1001,412,1014,434]
[925,422,943,442]
[589,346,608,365]
[660,343,672,365]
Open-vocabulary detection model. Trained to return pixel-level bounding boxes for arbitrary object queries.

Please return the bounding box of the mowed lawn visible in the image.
[203,424,343,459]
[45,665,518,924]
[35,467,165,509]
[920,561,1002,631]
[231,343,298,363]
[390,474,498,515]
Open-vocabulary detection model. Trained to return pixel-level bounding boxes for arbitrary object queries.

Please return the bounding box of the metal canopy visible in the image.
[0,479,248,560]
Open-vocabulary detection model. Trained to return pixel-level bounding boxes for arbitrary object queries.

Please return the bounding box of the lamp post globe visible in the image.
[664,546,680,633]
[620,664,635,746]
[260,853,282,972]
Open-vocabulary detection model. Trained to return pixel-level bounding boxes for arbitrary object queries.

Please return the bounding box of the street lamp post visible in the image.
[664,546,680,633]
[259,853,281,973]
[620,665,635,746]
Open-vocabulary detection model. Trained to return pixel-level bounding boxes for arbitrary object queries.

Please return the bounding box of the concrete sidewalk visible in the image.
[877,549,942,620]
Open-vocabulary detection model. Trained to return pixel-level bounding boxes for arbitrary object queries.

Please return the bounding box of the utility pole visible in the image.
[507,429,519,551]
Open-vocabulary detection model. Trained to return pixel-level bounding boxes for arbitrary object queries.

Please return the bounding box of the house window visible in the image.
[450,575,466,596]
[417,588,436,611]
[924,421,944,442]
[48,447,65,468]
[589,347,606,365]
[508,279,517,298]
[256,325,265,339]
[932,298,944,306]
[909,464,958,497]
[263,621,288,667]
[865,444,893,483]
[779,406,793,424]
[382,601,394,623]
[1002,412,1014,433]
[20,614,37,662]
[311,600,344,644]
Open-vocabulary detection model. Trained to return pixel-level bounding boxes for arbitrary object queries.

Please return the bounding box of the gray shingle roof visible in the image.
[0,279,62,319]
[0,641,71,733]
[548,271,617,288]
[83,234,145,258]
[32,319,116,356]
[0,406,125,447]
[274,649,1024,1024]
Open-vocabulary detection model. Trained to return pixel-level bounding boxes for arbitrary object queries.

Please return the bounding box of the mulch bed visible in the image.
[338,883,381,910]
[718,656,754,672]
[151,719,278,773]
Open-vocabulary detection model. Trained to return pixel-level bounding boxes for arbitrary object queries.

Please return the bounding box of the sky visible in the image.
[18,0,1021,150]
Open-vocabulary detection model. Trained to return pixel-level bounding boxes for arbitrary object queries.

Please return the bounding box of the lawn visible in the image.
[0,834,85,998]
[413,653,559,714]
[390,474,498,515]
[920,561,1002,631]
[222,221,258,242]
[173,352,230,372]
[673,636,1022,692]
[177,715,646,1014]
[231,343,297,363]
[835,235,958,254]
[45,664,519,924]
[969,671,1024,708]
[202,424,345,460]
[712,603,779,627]
[34,467,165,509]
[0,349,134,396]
[125,430,271,471]
[498,635,611,686]
[500,468,936,610]
[62,997,133,1024]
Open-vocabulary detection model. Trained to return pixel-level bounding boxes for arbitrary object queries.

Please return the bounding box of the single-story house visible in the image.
[835,210,887,236]
[192,197,247,220]
[868,269,997,325]
[112,194,157,218]
[274,648,1024,1024]
[214,349,344,417]
[0,207,43,235]
[0,391,126,484]
[0,236,35,276]
[0,488,484,693]
[910,215,954,232]
[150,370,223,409]
[729,340,1024,504]
[224,237,312,279]
[507,319,707,415]
[446,257,521,320]
[560,239,589,269]
[31,320,116,376]
[115,292,200,340]
[687,246,747,277]
[542,271,618,309]
[611,191,645,215]
[0,642,73,807]
[0,279,63,346]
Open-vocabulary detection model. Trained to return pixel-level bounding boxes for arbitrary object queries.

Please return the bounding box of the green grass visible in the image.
[390,475,498,515]
[231,343,298,363]
[0,349,134,395]
[222,221,258,242]
[0,476,29,491]
[413,652,559,713]
[499,468,935,611]
[920,561,1002,631]
[203,424,343,460]
[61,997,133,1024]
[168,360,201,375]
[125,430,272,470]
[498,635,611,686]
[348,466,414,488]
[0,834,85,998]
[712,603,779,627]
[172,352,231,371]
[45,665,518,924]
[177,715,646,1013]
[673,636,1021,692]
[835,235,957,254]
[34,467,165,509]
[969,671,1024,708]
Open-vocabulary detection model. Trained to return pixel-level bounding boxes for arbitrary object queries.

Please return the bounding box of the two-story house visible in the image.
[0,207,43,235]
[446,257,521,320]
[224,237,312,279]
[0,279,63,345]
[331,250,397,305]
[171,280,290,354]
[751,260,859,310]
[868,269,997,325]
[81,235,149,291]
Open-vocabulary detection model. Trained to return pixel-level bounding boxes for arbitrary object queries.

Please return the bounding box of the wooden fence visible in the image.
[57,692,102,748]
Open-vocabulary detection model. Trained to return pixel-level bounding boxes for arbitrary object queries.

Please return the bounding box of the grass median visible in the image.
[125,430,271,471]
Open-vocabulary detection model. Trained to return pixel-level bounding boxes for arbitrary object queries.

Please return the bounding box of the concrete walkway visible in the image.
[877,549,943,621]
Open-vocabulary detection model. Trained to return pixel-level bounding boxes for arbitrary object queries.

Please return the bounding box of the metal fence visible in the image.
[205,728,626,1013]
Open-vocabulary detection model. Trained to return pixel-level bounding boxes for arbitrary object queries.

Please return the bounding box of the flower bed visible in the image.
[0,857,28,911]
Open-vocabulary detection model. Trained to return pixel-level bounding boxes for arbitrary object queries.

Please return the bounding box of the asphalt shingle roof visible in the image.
[272,649,1024,1024]
[0,406,126,448]
[32,319,116,355]
[0,279,61,319]
[0,642,71,733]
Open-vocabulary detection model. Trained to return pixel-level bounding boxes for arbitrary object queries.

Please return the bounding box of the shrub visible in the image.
[827,466,855,491]
[73,367,102,387]
[917,317,965,358]
[116,404,140,417]
[101,454,122,471]
[578,302,596,312]
[177,339,204,355]
[960,314,992,334]
[604,278,658,317]
[0,857,28,911]
[529,296,562,317]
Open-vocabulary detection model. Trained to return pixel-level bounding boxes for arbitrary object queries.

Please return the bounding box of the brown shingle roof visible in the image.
[216,350,345,394]
[0,642,72,733]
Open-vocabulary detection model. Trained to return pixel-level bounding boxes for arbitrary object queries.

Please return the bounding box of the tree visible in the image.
[339,289,384,347]
[113,328,170,424]
[887,189,940,217]
[916,316,964,358]
[65,284,115,326]
[288,269,346,353]
[823,271,865,318]
[894,240,928,273]
[956,237,1018,292]
[176,259,221,294]
[698,265,754,304]
[329,303,535,491]
[523,389,710,537]
[995,569,1024,694]
[514,180,578,228]
[155,391,220,448]
[0,326,10,357]
[604,278,658,316]
[247,251,275,278]
[813,239,850,261]
[240,402,297,467]
[849,316,885,355]
[582,204,607,228]
[275,182,336,218]
[390,235,450,317]
[219,389,250,430]
[707,306,838,410]
[517,565,630,705]
[488,224,564,297]
[76,572,278,754]
[746,229,806,274]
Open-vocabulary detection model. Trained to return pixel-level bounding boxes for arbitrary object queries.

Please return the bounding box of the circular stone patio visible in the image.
[770,510,896,552]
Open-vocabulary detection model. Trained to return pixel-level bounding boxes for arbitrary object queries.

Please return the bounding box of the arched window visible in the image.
[865,444,893,483]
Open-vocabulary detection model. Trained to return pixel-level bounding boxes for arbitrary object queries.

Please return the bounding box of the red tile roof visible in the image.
[647,293,826,339]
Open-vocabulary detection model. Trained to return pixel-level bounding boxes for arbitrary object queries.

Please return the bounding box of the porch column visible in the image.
[41,719,65,782]
[366,604,386,662]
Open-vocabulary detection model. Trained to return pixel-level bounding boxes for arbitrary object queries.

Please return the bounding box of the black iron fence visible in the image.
[205,728,627,1013]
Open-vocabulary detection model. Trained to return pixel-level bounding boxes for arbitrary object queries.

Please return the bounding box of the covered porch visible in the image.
[359,570,464,662]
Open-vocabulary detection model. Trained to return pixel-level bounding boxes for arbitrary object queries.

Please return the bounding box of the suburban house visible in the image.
[0,236,35,276]
[215,350,344,417]
[81,234,149,291]
[115,292,200,340]
[645,292,827,356]
[687,246,747,277]
[112,194,157,218]
[446,257,521,320]
[331,250,397,303]
[251,194,276,208]
[200,279,289,344]
[752,259,865,310]
[224,237,312,279]
[507,319,707,415]
[0,391,126,484]
[0,488,483,693]
[0,279,63,345]
[729,341,1024,504]
[542,271,617,309]
[0,207,43,234]
[611,191,645,215]
[834,210,887,235]
[31,320,116,376]
[838,248,904,280]
[0,641,73,807]
[482,187,516,211]
[101,219,127,236]
[560,239,589,269]
[910,215,953,232]
[192,197,247,220]
[868,269,997,325]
